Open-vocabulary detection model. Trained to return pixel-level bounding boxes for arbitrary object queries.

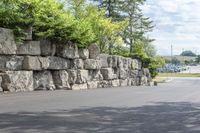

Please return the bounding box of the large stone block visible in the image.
[100,68,117,80]
[2,71,33,92]
[17,41,41,55]
[52,70,70,90]
[76,70,89,84]
[67,70,77,84]
[119,68,128,79]
[131,78,140,86]
[40,40,56,56]
[117,56,124,68]
[48,56,69,70]
[123,58,131,70]
[78,48,89,59]
[98,80,112,88]
[131,59,140,70]
[84,59,101,70]
[0,76,2,92]
[89,70,103,81]
[120,79,128,87]
[88,44,100,59]
[71,83,88,90]
[0,56,24,71]
[56,43,79,59]
[99,54,109,68]
[108,55,118,68]
[0,28,17,55]
[23,56,49,70]
[87,81,98,89]
[111,80,120,87]
[71,59,84,69]
[33,71,55,90]
[143,68,151,77]
[140,76,148,86]
[130,70,139,78]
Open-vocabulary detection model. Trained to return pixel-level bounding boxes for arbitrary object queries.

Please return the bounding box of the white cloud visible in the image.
[142,0,200,55]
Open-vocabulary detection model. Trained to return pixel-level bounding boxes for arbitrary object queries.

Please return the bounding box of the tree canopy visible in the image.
[0,0,165,78]
[180,50,196,57]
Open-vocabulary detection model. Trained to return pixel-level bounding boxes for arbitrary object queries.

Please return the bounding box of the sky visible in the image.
[142,0,200,56]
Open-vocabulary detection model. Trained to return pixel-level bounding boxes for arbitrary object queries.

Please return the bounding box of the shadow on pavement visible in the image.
[1,102,200,133]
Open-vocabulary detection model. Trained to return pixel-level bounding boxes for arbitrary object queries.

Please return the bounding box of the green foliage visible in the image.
[0,0,38,44]
[130,40,148,61]
[148,56,165,78]
[195,55,200,63]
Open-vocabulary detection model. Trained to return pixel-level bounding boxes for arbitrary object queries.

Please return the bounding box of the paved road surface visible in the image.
[181,66,200,73]
[1,78,200,133]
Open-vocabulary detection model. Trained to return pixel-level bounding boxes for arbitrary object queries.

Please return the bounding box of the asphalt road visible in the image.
[1,78,200,133]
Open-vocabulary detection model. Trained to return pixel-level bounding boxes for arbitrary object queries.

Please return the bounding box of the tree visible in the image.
[119,0,154,54]
[180,50,196,57]
[0,0,39,43]
[66,0,127,50]
[171,57,181,65]
[195,55,200,63]
[91,0,121,21]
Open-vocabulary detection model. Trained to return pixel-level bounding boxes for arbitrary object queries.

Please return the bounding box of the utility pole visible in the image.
[171,45,173,62]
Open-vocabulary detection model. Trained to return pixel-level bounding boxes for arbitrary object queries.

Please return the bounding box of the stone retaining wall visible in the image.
[0,28,152,92]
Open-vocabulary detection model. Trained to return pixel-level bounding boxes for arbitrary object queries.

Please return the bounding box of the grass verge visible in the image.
[158,73,200,77]
[153,77,169,83]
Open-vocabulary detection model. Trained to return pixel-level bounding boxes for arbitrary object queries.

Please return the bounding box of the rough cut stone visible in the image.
[111,80,120,87]
[99,54,109,68]
[2,71,33,92]
[117,56,124,68]
[119,68,127,79]
[0,76,3,92]
[130,78,138,86]
[108,55,118,68]
[56,43,79,59]
[88,44,100,59]
[0,28,17,55]
[123,58,130,70]
[71,59,84,69]
[140,76,148,86]
[138,60,142,70]
[0,56,24,71]
[67,70,77,84]
[98,80,112,88]
[48,56,69,70]
[17,41,41,55]
[40,40,56,56]
[79,48,89,59]
[76,70,89,84]
[143,68,151,77]
[33,71,55,90]
[89,70,103,81]
[127,79,132,86]
[130,70,138,78]
[120,79,128,87]
[84,59,101,70]
[71,83,88,90]
[23,56,41,70]
[23,56,49,70]
[6,56,24,70]
[131,59,139,70]
[100,68,117,80]
[52,70,70,90]
[87,81,98,89]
